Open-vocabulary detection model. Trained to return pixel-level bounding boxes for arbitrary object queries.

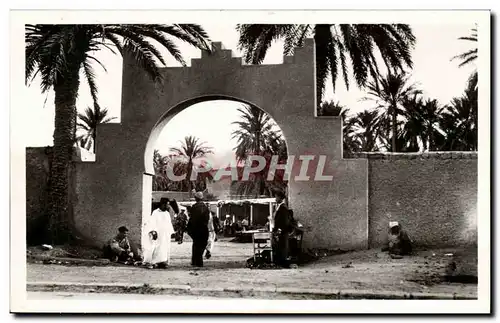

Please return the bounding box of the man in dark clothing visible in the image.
[175,209,188,244]
[272,190,291,268]
[186,192,210,267]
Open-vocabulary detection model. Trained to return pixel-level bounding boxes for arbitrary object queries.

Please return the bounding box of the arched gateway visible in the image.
[73,39,369,251]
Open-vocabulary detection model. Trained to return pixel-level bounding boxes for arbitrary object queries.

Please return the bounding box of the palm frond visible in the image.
[314,25,333,104]
[108,27,167,66]
[86,54,108,72]
[458,36,478,42]
[120,25,186,66]
[121,39,161,82]
[452,26,478,68]
[172,24,211,51]
[82,59,99,107]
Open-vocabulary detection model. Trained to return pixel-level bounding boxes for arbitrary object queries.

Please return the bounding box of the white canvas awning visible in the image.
[179,197,276,207]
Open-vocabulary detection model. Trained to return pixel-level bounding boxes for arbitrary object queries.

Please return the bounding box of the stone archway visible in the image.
[73,39,369,251]
[143,95,287,176]
[141,95,291,240]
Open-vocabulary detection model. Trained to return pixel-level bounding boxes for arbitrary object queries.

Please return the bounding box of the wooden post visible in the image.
[250,204,254,226]
[268,202,274,232]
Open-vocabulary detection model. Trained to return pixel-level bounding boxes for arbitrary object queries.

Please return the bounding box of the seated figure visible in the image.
[383,221,413,257]
[103,226,134,263]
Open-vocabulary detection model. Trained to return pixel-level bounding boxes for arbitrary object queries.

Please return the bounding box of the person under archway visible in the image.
[143,197,175,269]
[187,192,210,267]
[175,208,189,244]
[272,190,292,268]
[168,199,180,239]
[205,210,221,259]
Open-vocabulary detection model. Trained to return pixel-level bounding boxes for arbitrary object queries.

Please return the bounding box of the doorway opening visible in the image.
[141,97,289,265]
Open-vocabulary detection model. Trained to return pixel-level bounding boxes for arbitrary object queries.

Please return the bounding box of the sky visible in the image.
[24,23,477,166]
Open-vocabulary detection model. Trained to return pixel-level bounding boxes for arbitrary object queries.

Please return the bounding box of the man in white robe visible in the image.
[205,210,217,259]
[142,198,175,269]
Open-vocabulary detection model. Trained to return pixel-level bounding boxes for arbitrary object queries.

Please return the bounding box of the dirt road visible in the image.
[28,291,227,300]
[27,240,477,297]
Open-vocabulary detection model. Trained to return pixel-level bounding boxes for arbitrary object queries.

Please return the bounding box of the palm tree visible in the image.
[236,24,416,104]
[399,95,424,151]
[231,104,286,197]
[152,149,172,191]
[318,100,345,116]
[350,110,380,152]
[401,97,444,151]
[266,132,288,162]
[452,26,478,90]
[452,26,478,67]
[439,81,478,151]
[26,24,210,243]
[342,116,361,155]
[364,72,421,152]
[231,104,277,163]
[76,104,116,153]
[169,136,214,193]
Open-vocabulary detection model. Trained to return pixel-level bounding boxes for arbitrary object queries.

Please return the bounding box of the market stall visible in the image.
[179,197,277,233]
[178,197,304,267]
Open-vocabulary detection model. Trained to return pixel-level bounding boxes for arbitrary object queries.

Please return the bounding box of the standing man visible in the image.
[273,190,291,268]
[143,198,175,269]
[175,208,188,244]
[224,215,232,236]
[187,192,210,267]
[241,217,249,231]
[205,211,220,259]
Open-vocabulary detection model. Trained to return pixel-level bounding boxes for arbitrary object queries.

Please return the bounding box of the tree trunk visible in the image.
[48,69,80,244]
[92,132,97,154]
[391,105,398,152]
[186,159,193,193]
[428,128,433,151]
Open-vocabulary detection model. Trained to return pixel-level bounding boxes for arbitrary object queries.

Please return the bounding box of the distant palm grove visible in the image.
[26,23,478,243]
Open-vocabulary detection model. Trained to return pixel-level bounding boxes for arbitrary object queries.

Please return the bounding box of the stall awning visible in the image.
[179,197,276,207]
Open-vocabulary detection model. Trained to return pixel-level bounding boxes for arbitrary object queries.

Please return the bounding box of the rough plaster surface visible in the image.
[26,41,478,252]
[72,39,368,250]
[26,148,50,237]
[366,154,477,248]
[27,150,478,251]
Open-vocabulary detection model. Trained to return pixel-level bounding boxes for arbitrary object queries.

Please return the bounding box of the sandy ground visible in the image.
[27,238,477,297]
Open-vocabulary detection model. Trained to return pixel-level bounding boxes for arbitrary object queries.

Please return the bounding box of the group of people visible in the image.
[103,189,301,269]
[103,190,413,271]
[222,215,250,236]
[103,192,221,268]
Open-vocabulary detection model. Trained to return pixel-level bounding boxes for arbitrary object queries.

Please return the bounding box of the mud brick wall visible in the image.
[348,152,478,248]
[25,38,478,251]
[26,147,85,245]
[25,147,51,244]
